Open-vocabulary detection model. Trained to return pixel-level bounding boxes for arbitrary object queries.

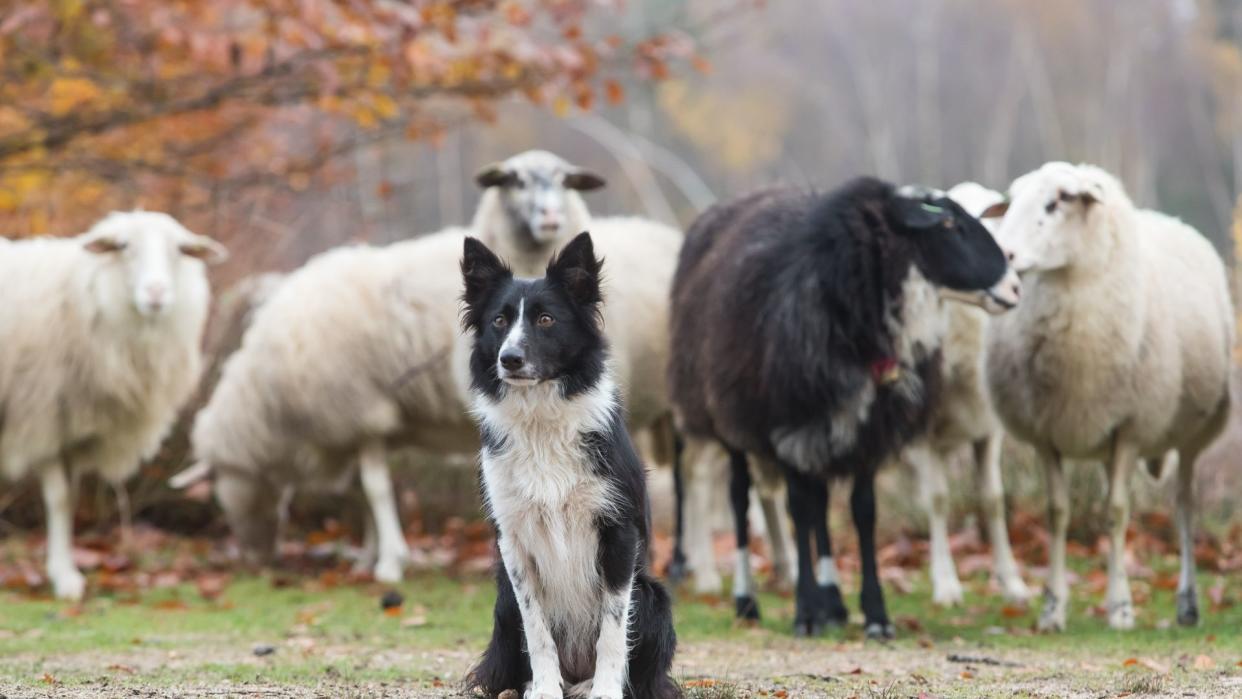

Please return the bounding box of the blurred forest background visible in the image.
[2,0,1242,561]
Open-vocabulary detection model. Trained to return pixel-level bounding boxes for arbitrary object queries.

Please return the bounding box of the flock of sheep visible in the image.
[0,151,1232,638]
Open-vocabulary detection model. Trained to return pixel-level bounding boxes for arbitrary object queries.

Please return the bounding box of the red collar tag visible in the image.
[870,356,900,385]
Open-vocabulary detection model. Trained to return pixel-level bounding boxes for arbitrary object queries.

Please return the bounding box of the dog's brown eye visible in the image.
[537,313,555,328]
[492,315,507,328]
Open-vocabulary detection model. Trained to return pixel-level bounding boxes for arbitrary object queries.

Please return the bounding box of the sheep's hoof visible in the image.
[373,558,404,584]
[664,554,689,585]
[1108,600,1136,630]
[51,568,87,601]
[931,579,965,608]
[1000,576,1033,604]
[1037,589,1067,633]
[1177,589,1199,627]
[792,617,825,637]
[863,622,896,641]
[734,595,761,621]
[819,584,849,626]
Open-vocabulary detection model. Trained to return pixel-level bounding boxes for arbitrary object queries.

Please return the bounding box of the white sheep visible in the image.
[0,211,226,599]
[899,182,1030,607]
[985,162,1233,630]
[190,151,694,583]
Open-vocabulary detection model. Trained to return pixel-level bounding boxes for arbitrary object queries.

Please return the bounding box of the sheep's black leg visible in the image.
[783,462,824,636]
[852,472,894,639]
[728,449,760,620]
[812,478,849,627]
[666,433,689,584]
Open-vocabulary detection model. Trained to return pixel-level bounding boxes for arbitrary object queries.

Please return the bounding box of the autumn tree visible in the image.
[0,0,696,237]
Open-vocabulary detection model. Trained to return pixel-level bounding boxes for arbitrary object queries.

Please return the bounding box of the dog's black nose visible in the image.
[499,350,525,371]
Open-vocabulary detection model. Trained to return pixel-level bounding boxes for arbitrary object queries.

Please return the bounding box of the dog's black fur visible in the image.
[668,178,1008,637]
[462,233,679,699]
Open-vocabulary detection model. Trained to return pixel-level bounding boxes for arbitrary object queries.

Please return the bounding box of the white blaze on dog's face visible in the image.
[989,162,1111,275]
[461,232,606,399]
[474,150,606,245]
[81,211,228,318]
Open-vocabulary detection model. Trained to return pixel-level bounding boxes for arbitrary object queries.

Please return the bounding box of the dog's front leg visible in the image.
[592,523,639,699]
[499,541,563,698]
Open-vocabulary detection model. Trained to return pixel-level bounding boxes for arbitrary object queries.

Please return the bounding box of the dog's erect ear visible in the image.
[546,231,603,307]
[562,168,606,192]
[474,163,519,189]
[461,237,512,327]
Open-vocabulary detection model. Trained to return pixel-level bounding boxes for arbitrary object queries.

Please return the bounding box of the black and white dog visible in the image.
[461,233,679,699]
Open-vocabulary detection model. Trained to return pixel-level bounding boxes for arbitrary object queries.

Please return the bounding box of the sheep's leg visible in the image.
[111,479,134,552]
[852,471,893,639]
[1038,450,1070,632]
[358,441,409,584]
[751,456,795,591]
[665,432,689,584]
[353,509,379,575]
[911,442,963,607]
[727,448,759,620]
[973,435,1030,602]
[783,463,824,636]
[1175,449,1200,626]
[684,441,722,595]
[811,478,848,626]
[1105,439,1137,630]
[41,462,86,601]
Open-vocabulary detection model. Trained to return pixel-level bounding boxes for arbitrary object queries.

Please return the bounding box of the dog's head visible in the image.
[461,232,606,398]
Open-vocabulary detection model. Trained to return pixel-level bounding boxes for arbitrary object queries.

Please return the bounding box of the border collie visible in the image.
[461,232,679,699]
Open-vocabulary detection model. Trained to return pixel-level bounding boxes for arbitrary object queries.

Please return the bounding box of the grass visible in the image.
[1,558,1240,697]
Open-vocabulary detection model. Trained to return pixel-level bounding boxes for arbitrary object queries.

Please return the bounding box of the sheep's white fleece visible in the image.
[986,172,1233,459]
[0,233,210,483]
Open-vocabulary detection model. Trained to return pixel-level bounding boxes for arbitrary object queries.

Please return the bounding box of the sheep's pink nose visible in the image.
[145,283,168,306]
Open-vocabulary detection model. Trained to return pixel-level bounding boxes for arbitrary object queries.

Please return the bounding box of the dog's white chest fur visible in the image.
[475,380,619,670]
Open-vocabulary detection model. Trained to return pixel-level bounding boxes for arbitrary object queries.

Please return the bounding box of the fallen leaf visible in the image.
[1123,658,1140,667]
[1000,605,1026,619]
[1137,657,1169,674]
[959,671,973,679]
[1193,655,1215,670]
[41,673,57,684]
[107,664,136,674]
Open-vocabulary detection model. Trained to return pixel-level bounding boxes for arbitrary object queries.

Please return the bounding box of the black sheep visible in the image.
[667,178,1015,638]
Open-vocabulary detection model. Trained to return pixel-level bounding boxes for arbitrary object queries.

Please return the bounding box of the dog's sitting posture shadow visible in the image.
[461,232,680,699]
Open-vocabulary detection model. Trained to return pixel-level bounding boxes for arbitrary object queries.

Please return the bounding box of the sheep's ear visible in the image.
[179,234,229,264]
[979,200,1010,219]
[546,232,603,306]
[83,234,126,254]
[891,196,952,231]
[474,163,519,189]
[461,237,511,323]
[563,169,606,192]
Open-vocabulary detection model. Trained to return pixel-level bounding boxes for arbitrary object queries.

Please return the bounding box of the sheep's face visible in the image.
[888,187,1017,315]
[989,162,1108,275]
[81,211,228,318]
[475,150,605,246]
[945,182,1023,314]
